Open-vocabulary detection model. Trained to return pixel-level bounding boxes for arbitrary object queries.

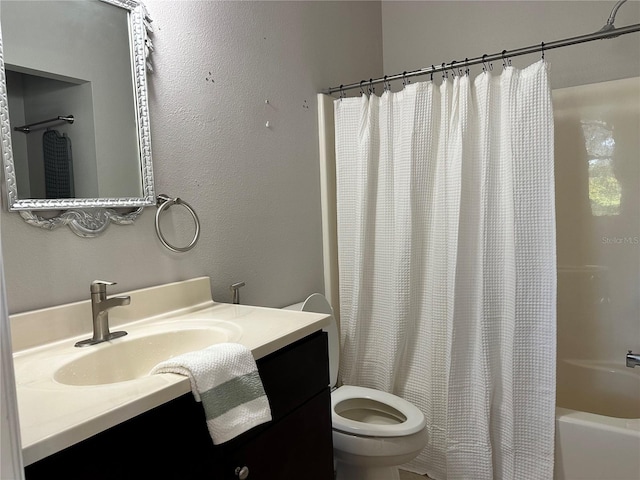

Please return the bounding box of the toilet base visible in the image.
[335,462,400,480]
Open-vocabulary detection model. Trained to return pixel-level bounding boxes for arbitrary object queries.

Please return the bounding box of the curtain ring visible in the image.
[541,41,545,60]
[402,71,410,86]
[464,57,470,76]
[430,65,435,82]
[360,80,366,96]
[442,62,448,79]
[155,194,201,253]
[450,60,457,77]
[385,75,393,92]
[482,53,493,72]
[339,84,345,100]
[501,50,512,68]
[369,78,375,94]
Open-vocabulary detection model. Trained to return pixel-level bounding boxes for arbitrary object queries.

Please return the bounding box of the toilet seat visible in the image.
[332,385,426,438]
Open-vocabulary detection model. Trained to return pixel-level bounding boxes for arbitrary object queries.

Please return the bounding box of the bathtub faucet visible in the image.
[626,350,640,368]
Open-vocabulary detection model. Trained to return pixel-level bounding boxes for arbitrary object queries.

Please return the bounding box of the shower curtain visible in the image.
[334,60,556,480]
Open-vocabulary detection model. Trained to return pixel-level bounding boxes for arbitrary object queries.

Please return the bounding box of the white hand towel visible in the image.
[150,342,272,444]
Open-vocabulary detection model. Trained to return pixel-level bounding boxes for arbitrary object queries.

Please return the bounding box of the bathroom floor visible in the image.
[399,470,429,479]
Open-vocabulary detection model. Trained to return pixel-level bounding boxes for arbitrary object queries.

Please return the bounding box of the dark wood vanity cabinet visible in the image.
[25,331,335,480]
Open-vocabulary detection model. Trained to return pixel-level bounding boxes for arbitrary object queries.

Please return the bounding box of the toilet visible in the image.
[285,294,428,480]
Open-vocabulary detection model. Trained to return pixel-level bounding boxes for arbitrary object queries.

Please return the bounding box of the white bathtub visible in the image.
[554,359,640,480]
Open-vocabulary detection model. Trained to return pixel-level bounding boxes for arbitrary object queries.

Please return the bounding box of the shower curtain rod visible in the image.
[323,22,640,95]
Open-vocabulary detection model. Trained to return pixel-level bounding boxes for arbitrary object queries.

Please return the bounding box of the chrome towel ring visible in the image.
[155,194,200,252]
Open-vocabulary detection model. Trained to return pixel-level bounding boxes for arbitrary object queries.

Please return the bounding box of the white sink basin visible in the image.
[54,321,242,386]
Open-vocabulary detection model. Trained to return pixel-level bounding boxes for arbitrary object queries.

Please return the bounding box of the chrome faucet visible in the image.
[626,350,640,368]
[230,281,246,305]
[75,280,130,347]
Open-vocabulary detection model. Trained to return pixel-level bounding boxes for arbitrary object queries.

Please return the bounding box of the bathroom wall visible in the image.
[0,1,383,314]
[20,76,98,198]
[381,1,640,89]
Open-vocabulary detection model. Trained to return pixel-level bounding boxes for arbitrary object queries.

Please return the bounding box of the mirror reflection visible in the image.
[0,0,152,206]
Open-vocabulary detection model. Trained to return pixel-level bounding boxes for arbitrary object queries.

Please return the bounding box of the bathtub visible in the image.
[554,359,640,480]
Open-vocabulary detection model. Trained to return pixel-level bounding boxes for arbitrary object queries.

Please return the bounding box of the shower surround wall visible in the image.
[554,77,640,362]
[0,1,383,314]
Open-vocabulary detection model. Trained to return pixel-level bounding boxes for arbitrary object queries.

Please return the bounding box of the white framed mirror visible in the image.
[0,0,154,236]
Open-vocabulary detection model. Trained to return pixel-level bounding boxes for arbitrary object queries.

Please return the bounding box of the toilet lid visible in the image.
[331,385,426,437]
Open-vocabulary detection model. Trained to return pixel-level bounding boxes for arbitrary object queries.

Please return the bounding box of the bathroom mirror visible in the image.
[0,0,155,236]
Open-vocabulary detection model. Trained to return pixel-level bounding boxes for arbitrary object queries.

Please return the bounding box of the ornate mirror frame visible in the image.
[0,0,155,236]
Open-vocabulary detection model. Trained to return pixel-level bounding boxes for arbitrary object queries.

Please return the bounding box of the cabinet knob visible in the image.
[235,466,249,479]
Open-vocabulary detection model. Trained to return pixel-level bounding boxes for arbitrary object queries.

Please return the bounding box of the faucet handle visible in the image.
[91,280,117,294]
[230,281,246,304]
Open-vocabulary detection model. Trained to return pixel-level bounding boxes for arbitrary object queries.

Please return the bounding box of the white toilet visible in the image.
[285,294,428,480]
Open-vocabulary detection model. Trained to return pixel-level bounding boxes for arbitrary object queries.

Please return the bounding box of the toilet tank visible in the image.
[283,294,338,389]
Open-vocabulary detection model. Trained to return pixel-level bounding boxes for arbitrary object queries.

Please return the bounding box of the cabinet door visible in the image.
[24,393,216,479]
[225,389,334,480]
[257,330,330,421]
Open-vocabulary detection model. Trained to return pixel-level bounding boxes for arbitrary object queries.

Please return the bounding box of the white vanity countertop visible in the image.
[11,277,330,466]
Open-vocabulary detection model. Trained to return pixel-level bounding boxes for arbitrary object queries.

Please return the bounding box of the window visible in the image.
[581,120,620,216]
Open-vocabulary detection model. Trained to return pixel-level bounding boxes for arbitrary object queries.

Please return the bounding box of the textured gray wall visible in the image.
[1,1,383,313]
[381,1,640,89]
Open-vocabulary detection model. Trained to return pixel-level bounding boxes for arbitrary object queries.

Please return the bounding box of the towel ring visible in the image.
[155,194,200,253]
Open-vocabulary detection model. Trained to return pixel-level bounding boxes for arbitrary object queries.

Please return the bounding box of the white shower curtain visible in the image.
[334,60,556,480]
